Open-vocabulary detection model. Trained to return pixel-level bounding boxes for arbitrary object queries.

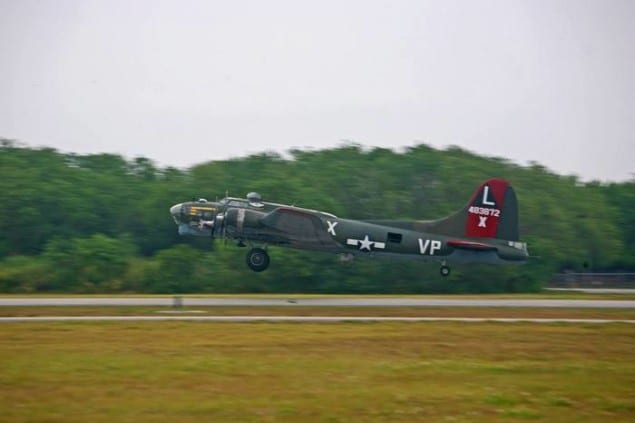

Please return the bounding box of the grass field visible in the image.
[1,321,633,422]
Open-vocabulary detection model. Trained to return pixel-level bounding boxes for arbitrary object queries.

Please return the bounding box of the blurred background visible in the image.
[1,140,633,293]
[1,0,633,293]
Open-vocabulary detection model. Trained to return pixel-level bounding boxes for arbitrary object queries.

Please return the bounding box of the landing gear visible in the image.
[440,261,451,277]
[246,247,270,272]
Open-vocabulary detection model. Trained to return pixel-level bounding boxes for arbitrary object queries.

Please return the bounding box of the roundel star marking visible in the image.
[358,235,373,251]
[345,235,386,251]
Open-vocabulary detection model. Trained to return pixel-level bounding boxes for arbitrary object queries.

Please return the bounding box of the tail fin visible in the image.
[422,178,520,241]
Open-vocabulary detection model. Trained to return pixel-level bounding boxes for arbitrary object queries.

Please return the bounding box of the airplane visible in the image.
[169,178,528,276]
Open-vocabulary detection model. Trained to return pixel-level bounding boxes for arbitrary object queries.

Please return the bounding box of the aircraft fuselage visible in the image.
[170,185,528,275]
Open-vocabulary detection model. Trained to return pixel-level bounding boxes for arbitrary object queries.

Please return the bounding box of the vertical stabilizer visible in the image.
[464,178,519,240]
[421,178,520,241]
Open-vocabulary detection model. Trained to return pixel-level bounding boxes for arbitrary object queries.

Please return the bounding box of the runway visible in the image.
[1,297,634,308]
[1,315,634,324]
[545,288,635,294]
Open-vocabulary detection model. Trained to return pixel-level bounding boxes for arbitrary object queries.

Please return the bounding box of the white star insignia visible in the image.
[358,235,373,251]
[346,235,386,251]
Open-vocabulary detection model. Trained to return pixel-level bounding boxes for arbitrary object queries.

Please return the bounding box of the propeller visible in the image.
[213,211,227,242]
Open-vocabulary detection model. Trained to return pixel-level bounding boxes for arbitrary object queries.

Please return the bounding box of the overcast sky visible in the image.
[1,0,633,181]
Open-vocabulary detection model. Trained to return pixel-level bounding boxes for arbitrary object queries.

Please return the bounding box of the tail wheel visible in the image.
[246,248,270,272]
[440,265,451,277]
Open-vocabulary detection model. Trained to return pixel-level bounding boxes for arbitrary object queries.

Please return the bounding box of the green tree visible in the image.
[1,140,632,293]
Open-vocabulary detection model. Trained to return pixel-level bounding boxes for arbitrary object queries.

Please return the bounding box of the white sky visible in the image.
[1,0,633,181]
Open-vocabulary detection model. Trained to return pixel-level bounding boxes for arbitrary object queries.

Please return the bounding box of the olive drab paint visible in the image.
[170,178,528,274]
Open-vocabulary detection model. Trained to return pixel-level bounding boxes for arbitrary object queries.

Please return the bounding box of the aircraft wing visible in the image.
[260,207,337,248]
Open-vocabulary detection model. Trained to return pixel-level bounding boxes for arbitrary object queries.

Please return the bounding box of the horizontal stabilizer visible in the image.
[447,240,497,251]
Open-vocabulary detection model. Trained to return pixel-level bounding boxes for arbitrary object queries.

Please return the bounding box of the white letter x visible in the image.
[327,220,338,236]
[478,216,488,228]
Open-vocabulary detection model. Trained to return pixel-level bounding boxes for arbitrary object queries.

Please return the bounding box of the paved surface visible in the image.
[1,316,633,324]
[545,288,635,294]
[1,297,634,308]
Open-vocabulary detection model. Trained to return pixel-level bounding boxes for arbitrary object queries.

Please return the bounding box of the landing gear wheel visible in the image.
[440,265,451,277]
[246,248,270,272]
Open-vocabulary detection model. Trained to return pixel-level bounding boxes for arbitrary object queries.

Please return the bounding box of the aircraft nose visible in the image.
[170,203,183,223]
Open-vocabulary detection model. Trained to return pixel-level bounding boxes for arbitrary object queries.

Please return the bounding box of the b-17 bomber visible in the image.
[170,178,528,275]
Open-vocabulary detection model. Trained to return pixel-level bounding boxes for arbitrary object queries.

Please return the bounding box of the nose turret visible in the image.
[170,203,183,223]
[170,199,222,237]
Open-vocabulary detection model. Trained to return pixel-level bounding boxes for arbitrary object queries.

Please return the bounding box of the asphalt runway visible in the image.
[1,297,634,308]
[1,315,633,324]
[545,288,635,294]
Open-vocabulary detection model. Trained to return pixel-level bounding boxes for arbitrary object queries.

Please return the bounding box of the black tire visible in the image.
[440,265,451,277]
[246,248,270,272]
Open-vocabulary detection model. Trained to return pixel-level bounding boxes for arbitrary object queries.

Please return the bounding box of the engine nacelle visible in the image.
[172,200,221,237]
[178,223,212,237]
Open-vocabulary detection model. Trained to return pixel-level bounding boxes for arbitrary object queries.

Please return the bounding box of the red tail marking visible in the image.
[465,178,509,238]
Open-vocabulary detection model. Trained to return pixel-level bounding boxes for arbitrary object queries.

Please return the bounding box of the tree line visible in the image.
[0,139,632,293]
